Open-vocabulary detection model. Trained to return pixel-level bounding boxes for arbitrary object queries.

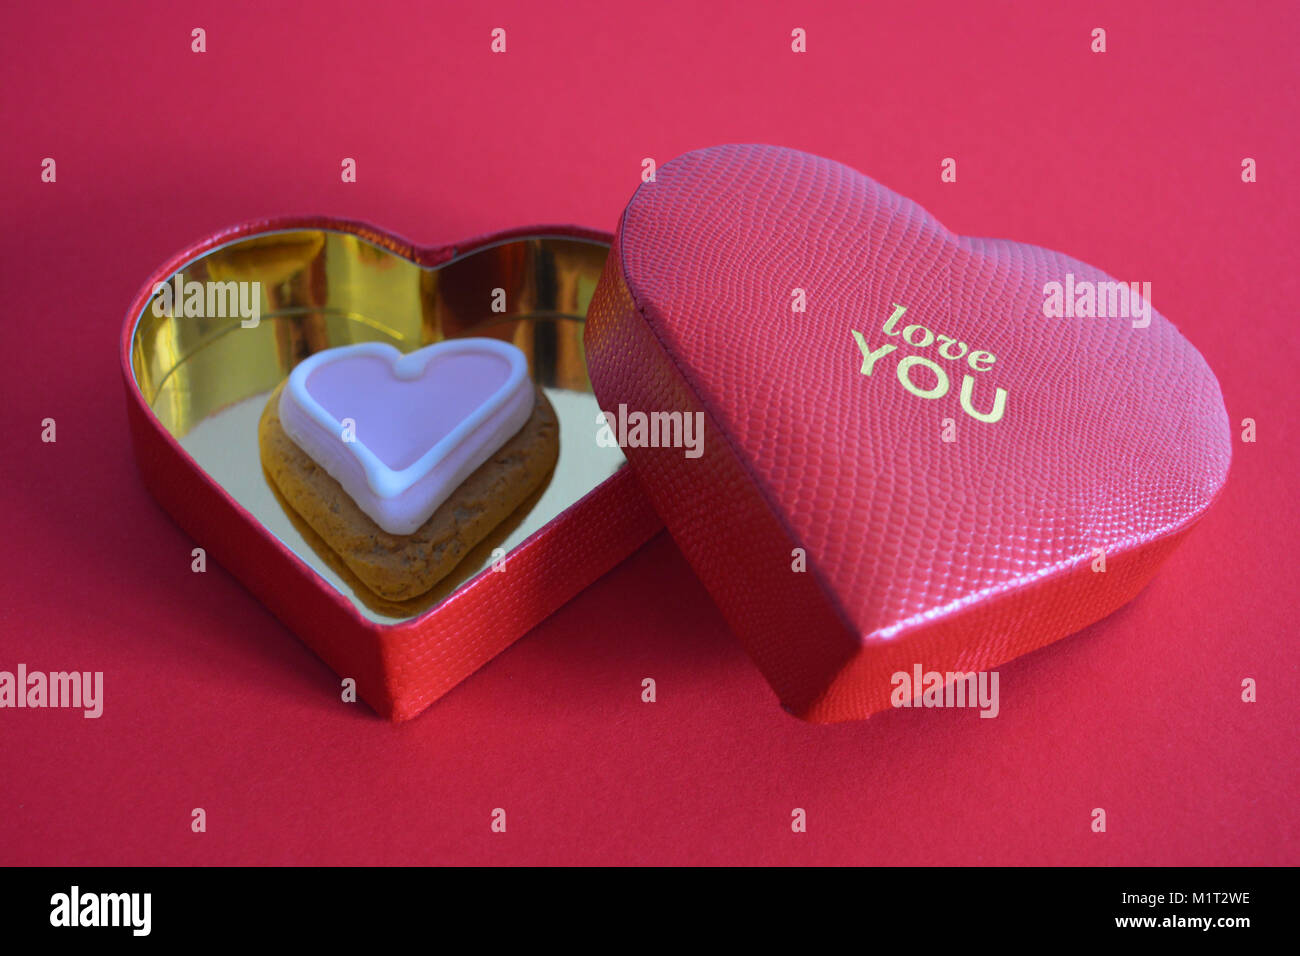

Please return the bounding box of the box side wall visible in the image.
[385,466,661,720]
[586,245,862,717]
[806,525,1196,721]
[124,382,396,717]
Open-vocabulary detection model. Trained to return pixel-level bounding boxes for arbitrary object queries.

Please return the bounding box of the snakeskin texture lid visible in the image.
[586,144,1231,722]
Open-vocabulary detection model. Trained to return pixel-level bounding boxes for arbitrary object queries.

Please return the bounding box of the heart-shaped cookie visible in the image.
[587,144,1231,722]
[279,339,534,535]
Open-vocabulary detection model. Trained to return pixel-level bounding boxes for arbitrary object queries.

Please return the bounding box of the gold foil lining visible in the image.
[129,229,625,623]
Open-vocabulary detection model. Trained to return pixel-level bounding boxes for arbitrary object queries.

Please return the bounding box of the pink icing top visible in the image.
[278,339,535,535]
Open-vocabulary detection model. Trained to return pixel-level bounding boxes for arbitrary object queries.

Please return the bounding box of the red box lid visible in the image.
[585,144,1231,722]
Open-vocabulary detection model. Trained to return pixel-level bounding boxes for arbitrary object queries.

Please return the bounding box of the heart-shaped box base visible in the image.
[122,219,661,720]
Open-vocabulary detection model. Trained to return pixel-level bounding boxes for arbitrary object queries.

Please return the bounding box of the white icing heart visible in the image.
[278,339,534,534]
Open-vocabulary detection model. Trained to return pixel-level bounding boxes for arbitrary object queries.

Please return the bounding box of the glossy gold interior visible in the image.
[129,228,625,622]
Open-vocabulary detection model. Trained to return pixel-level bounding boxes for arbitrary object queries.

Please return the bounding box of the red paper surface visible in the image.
[1,0,1295,865]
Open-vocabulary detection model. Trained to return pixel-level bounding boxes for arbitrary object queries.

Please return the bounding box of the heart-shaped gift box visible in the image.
[124,146,1231,724]
[586,144,1231,722]
[122,220,661,720]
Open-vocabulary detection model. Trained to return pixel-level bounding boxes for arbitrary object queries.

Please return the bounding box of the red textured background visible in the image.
[1,0,1295,865]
